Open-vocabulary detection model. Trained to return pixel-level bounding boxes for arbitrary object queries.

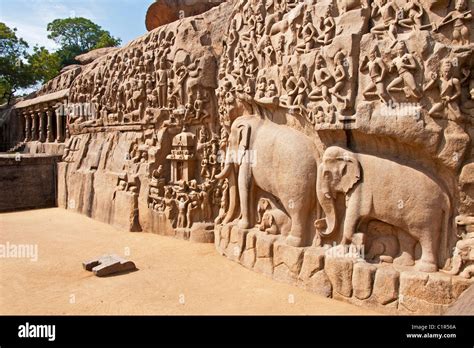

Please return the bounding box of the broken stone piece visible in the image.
[83,254,136,277]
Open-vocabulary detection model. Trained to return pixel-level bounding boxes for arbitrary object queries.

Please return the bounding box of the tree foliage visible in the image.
[0,18,121,104]
[28,46,62,83]
[47,17,121,66]
[0,22,35,104]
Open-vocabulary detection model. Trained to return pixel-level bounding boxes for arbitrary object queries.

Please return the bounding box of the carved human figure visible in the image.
[262,37,276,66]
[329,51,350,108]
[276,35,285,65]
[245,46,259,79]
[308,54,334,103]
[398,0,424,30]
[156,60,168,108]
[186,191,200,228]
[293,64,309,107]
[387,41,421,100]
[214,179,229,224]
[193,90,209,121]
[256,76,267,99]
[370,0,398,41]
[282,67,298,106]
[266,79,278,98]
[199,182,213,222]
[296,10,318,54]
[423,61,462,122]
[435,0,472,46]
[360,46,390,104]
[447,215,474,278]
[176,195,189,228]
[316,5,336,45]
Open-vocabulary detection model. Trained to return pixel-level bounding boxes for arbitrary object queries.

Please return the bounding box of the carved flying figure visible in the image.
[370,0,398,42]
[329,50,350,109]
[423,60,462,122]
[434,0,472,46]
[387,41,421,100]
[360,46,390,104]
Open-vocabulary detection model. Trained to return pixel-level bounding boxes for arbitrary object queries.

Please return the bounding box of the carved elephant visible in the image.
[317,146,451,272]
[215,115,319,247]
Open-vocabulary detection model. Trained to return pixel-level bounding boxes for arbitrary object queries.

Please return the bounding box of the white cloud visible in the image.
[2,0,102,51]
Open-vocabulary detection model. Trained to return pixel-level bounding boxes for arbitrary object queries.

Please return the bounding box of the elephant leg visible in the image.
[415,230,439,272]
[286,202,312,247]
[237,162,251,229]
[341,212,360,245]
[394,231,416,266]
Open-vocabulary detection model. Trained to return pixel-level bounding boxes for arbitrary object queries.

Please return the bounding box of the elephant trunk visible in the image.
[320,197,338,236]
[215,161,232,180]
[317,172,338,237]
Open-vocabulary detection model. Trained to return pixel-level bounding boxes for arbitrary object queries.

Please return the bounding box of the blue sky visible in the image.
[0,0,151,51]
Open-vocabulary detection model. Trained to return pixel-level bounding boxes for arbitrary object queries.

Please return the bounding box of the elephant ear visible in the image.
[338,154,361,194]
[237,124,251,165]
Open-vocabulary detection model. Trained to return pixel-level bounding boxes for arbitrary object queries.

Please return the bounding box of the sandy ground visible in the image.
[0,208,380,315]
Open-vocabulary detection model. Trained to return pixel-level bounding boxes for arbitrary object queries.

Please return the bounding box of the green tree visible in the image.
[28,46,61,84]
[0,22,35,104]
[47,17,121,66]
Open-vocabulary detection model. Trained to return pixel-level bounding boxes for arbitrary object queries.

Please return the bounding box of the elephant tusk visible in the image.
[324,193,332,199]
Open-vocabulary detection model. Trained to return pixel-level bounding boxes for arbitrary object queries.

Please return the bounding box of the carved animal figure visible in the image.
[215,115,319,247]
[316,146,451,272]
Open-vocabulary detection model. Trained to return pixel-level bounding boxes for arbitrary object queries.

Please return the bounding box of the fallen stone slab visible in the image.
[83,254,137,277]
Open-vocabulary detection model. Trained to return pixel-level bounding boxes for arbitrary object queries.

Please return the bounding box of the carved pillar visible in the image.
[46,109,54,143]
[38,110,46,142]
[56,109,63,143]
[30,112,37,141]
[24,112,31,142]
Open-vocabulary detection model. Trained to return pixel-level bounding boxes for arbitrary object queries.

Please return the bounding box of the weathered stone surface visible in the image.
[189,223,214,243]
[325,257,354,298]
[299,247,326,281]
[83,254,136,277]
[75,47,119,65]
[219,224,231,251]
[273,241,305,274]
[305,271,332,298]
[3,0,474,316]
[273,264,296,284]
[254,257,274,277]
[245,230,257,250]
[0,154,62,212]
[175,228,189,240]
[400,271,455,306]
[451,277,474,300]
[230,226,247,251]
[372,267,399,305]
[112,191,139,232]
[352,262,377,300]
[446,284,474,315]
[255,233,278,258]
[145,0,226,31]
[240,248,256,269]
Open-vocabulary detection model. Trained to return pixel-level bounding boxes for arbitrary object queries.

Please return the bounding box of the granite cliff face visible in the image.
[4,0,474,313]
